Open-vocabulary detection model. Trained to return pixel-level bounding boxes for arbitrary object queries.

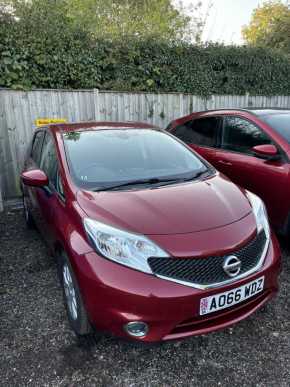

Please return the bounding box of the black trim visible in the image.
[281,210,290,236]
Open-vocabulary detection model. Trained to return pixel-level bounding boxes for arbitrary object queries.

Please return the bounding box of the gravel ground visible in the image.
[1,209,290,387]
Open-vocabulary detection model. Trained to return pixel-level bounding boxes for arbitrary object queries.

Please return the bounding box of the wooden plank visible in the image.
[0,89,290,199]
[0,183,3,212]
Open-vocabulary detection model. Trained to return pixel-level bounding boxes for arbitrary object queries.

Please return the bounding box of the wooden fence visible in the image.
[1,88,290,203]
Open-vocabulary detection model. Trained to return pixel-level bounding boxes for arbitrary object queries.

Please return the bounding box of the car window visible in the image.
[172,117,221,147]
[39,132,58,187]
[31,131,45,165]
[222,116,272,155]
[63,129,209,190]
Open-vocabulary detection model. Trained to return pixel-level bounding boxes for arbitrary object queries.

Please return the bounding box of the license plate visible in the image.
[200,276,264,315]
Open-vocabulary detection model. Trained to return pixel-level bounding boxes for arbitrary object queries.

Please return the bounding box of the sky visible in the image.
[178,0,268,45]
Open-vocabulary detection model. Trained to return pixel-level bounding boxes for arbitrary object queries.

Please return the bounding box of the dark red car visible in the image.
[168,109,290,235]
[21,121,280,342]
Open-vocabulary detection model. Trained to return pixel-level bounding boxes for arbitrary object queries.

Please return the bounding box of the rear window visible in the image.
[63,128,208,190]
[262,114,290,143]
[172,117,221,147]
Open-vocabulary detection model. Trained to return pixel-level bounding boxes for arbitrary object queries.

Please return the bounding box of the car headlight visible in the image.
[84,218,169,273]
[246,191,270,238]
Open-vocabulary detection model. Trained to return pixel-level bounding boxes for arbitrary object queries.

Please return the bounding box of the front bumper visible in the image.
[73,233,281,342]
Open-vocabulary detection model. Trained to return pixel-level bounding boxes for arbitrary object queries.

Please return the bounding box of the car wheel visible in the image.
[22,194,34,229]
[59,251,92,336]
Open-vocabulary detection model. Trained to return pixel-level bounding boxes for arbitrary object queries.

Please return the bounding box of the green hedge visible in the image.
[1,19,290,95]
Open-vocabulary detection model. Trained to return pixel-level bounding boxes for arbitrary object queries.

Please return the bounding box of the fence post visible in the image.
[210,95,215,110]
[0,181,3,212]
[179,93,184,117]
[93,89,100,121]
[246,92,249,107]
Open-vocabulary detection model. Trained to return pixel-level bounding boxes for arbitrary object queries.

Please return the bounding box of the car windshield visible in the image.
[262,113,290,143]
[63,128,208,190]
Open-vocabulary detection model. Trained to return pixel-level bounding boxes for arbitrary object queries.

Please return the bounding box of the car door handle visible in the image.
[218,160,232,166]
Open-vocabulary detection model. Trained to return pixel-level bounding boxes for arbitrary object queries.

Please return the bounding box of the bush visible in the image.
[1,15,290,95]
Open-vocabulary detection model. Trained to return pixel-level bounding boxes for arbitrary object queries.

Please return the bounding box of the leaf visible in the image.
[9,72,19,80]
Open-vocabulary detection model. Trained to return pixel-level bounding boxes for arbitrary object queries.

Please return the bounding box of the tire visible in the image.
[58,251,92,336]
[22,194,35,229]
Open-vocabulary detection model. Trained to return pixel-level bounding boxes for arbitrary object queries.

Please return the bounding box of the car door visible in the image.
[215,115,290,228]
[171,116,222,165]
[24,130,46,228]
[36,131,67,248]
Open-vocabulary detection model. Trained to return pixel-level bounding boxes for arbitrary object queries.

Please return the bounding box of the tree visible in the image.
[6,0,202,43]
[67,0,205,43]
[242,1,290,53]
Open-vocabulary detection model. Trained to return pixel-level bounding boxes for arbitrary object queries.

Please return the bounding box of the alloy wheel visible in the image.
[62,263,78,321]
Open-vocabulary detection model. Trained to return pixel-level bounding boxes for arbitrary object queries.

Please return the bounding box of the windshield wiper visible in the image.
[92,177,180,192]
[92,170,208,192]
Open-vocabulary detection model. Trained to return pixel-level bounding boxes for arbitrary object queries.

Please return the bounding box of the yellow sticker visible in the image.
[35,118,67,127]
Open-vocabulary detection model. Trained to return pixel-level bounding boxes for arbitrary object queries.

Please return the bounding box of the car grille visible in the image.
[148,230,267,286]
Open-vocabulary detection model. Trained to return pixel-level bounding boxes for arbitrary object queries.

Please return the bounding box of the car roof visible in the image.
[246,108,290,116]
[46,121,159,133]
[189,108,290,117]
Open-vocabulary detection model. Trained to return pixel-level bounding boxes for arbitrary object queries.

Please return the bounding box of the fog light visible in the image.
[124,321,149,337]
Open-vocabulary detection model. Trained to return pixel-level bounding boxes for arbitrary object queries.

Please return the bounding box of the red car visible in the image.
[168,109,290,235]
[21,121,280,342]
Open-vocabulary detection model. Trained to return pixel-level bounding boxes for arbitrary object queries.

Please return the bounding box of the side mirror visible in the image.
[21,169,49,187]
[252,144,280,160]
